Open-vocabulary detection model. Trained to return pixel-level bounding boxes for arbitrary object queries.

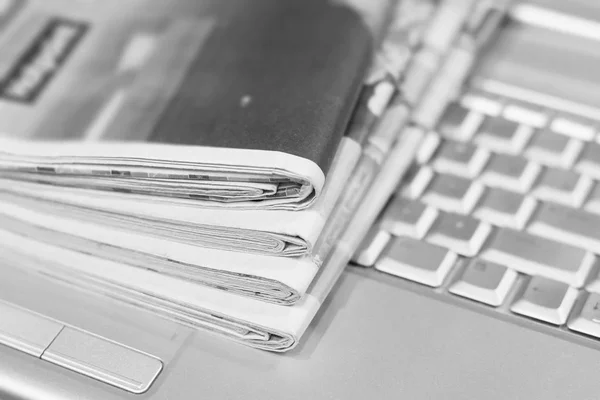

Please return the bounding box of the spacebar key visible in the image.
[480,228,595,287]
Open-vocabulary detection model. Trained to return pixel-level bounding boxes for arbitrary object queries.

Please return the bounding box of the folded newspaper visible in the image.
[0,0,500,351]
[0,0,374,210]
[0,0,420,260]
[0,125,426,351]
[0,136,361,259]
[0,0,427,309]
[0,93,412,305]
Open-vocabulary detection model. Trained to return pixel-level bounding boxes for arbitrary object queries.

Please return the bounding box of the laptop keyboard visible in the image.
[354,88,600,341]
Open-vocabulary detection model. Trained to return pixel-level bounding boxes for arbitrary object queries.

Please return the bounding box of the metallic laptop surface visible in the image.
[3,1,600,399]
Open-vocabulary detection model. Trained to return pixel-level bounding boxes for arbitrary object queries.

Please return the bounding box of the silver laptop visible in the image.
[3,0,600,399]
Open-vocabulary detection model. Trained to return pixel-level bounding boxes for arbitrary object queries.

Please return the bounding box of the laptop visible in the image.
[3,0,600,399]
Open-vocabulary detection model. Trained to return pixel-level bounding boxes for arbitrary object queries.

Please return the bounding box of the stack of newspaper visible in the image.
[0,0,506,351]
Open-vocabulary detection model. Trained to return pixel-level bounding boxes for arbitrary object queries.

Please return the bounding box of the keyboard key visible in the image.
[511,276,578,325]
[431,141,490,178]
[551,115,595,141]
[426,211,491,256]
[421,172,484,214]
[524,129,583,168]
[527,203,600,254]
[480,228,595,287]
[584,269,600,295]
[502,102,548,128]
[575,141,600,180]
[473,187,537,230]
[460,91,503,116]
[531,167,592,207]
[415,131,441,164]
[401,166,434,199]
[584,182,600,216]
[353,228,391,267]
[375,237,457,287]
[437,103,483,142]
[568,292,600,339]
[474,116,533,154]
[381,198,438,239]
[438,102,468,134]
[449,259,518,306]
[479,153,541,193]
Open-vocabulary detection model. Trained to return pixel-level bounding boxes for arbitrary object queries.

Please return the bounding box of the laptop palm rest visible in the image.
[0,262,192,393]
